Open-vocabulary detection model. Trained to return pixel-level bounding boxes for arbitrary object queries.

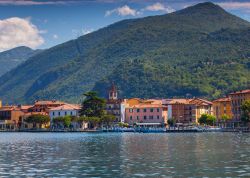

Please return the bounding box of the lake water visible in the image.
[0,132,249,177]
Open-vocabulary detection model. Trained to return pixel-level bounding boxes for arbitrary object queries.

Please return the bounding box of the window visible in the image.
[129,109,133,113]
[65,112,67,115]
[70,111,73,115]
[144,116,147,120]
[144,109,147,112]
[137,109,140,113]
[150,108,154,112]
[149,116,153,119]
[130,116,133,120]
[53,112,55,116]
[157,115,160,119]
[59,112,60,116]
[157,108,160,112]
[136,116,139,120]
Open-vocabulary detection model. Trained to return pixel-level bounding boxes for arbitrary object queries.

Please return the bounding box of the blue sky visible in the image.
[0,0,250,51]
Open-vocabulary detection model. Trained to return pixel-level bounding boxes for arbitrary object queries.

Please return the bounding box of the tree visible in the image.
[241,100,250,123]
[53,116,72,128]
[25,114,50,128]
[167,117,176,127]
[206,115,216,126]
[80,91,106,118]
[101,114,116,127]
[221,114,230,122]
[79,116,101,129]
[198,114,216,126]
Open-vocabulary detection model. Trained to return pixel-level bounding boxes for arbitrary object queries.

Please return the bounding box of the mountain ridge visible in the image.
[0,2,249,104]
[0,46,42,77]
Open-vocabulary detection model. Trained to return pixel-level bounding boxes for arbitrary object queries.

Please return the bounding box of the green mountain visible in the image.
[0,2,249,104]
[0,46,41,77]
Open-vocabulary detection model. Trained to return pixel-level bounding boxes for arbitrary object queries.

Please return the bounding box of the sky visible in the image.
[0,0,250,52]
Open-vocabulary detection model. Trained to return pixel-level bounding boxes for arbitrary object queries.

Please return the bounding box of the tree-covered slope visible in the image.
[0,2,249,104]
[0,46,41,77]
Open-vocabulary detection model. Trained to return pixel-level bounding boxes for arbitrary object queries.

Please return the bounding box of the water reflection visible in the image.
[0,133,249,177]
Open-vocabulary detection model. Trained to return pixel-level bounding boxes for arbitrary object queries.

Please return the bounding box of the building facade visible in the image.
[229,89,250,121]
[125,99,167,127]
[49,104,81,120]
[212,97,232,121]
[165,98,212,124]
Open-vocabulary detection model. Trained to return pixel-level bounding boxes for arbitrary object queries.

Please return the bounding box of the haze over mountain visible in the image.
[0,46,42,77]
[0,2,249,104]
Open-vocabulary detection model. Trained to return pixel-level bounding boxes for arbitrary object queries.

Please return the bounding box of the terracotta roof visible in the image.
[165,99,191,105]
[20,105,33,110]
[189,98,212,106]
[49,104,81,111]
[34,100,65,105]
[213,97,231,103]
[229,89,250,95]
[0,106,20,111]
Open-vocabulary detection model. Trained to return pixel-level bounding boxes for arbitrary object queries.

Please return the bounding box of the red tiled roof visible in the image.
[213,97,231,103]
[229,89,250,95]
[49,104,81,111]
[34,100,65,105]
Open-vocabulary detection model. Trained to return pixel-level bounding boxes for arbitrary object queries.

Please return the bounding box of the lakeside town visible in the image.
[0,83,249,132]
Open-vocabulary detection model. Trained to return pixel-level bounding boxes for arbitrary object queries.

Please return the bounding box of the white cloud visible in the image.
[0,17,44,51]
[53,34,58,39]
[144,2,175,13]
[218,2,250,10]
[105,5,139,16]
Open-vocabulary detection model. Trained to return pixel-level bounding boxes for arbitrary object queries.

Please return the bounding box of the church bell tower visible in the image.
[109,83,118,100]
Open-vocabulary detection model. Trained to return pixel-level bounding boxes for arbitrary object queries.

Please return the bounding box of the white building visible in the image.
[49,104,81,122]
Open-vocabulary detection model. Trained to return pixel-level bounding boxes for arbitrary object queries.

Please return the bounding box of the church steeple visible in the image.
[109,83,118,100]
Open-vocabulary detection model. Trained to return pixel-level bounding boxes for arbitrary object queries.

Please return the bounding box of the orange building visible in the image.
[0,106,24,129]
[212,97,232,121]
[229,89,250,121]
[165,98,212,124]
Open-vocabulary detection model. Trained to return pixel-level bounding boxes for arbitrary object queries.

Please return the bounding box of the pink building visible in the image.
[125,99,167,127]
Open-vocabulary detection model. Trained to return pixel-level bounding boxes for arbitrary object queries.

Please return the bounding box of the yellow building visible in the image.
[229,89,250,121]
[0,100,2,108]
[212,97,232,121]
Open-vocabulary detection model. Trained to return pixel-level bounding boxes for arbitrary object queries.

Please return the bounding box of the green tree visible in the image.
[167,117,176,127]
[241,100,250,123]
[80,91,106,118]
[79,116,101,129]
[198,114,207,125]
[198,114,216,126]
[101,114,116,127]
[206,115,216,126]
[25,114,50,128]
[118,122,129,128]
[53,116,72,128]
[221,114,230,122]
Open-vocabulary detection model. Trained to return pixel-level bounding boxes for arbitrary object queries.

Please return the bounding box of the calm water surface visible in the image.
[0,132,249,177]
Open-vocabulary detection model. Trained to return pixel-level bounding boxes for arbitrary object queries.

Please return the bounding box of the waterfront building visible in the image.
[106,83,125,123]
[0,100,2,108]
[125,99,167,127]
[212,97,232,121]
[49,103,81,119]
[165,98,212,124]
[0,106,24,129]
[229,89,250,121]
[28,100,65,114]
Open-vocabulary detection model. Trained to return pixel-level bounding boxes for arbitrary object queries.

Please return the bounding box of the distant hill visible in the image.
[0,2,249,104]
[0,46,42,77]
